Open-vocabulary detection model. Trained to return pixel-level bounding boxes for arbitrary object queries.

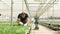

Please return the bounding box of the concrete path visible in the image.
[30,24,59,34]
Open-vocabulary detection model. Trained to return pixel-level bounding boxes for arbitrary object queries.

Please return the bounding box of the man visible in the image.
[16,12,29,26]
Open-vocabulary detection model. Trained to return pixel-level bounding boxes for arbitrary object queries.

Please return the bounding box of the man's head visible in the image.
[21,12,26,18]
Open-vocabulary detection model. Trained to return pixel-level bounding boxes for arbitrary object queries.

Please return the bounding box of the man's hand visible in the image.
[19,22,23,25]
[24,23,28,26]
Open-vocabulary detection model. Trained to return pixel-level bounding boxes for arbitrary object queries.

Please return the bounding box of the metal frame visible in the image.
[23,0,31,17]
[11,0,13,25]
[37,0,53,17]
[23,0,57,30]
[23,0,56,18]
[38,0,56,17]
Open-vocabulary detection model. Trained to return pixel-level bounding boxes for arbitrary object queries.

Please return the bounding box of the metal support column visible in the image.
[11,0,13,25]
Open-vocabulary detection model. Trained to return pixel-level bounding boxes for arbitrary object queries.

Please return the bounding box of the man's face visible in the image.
[21,12,25,18]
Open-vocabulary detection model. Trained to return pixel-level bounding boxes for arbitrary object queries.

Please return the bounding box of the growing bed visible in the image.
[0,22,31,34]
[39,21,60,31]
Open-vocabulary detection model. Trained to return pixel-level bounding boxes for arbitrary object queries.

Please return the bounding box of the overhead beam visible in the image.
[29,6,53,7]
[27,3,57,4]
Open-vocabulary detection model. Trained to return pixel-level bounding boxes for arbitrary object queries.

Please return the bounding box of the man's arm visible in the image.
[16,14,21,23]
[26,18,30,24]
[26,14,30,24]
[16,18,21,23]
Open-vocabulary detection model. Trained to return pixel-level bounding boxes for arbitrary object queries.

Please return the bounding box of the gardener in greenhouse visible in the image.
[17,11,29,26]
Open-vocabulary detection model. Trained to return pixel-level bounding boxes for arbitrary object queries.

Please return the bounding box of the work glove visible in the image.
[24,23,28,26]
[19,22,23,25]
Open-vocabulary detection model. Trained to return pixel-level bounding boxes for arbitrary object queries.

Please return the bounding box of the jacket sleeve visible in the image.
[17,14,21,18]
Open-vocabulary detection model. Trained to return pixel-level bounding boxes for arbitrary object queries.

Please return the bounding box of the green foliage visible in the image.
[0,22,29,34]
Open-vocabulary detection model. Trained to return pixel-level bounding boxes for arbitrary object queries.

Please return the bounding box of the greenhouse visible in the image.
[0,0,60,34]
